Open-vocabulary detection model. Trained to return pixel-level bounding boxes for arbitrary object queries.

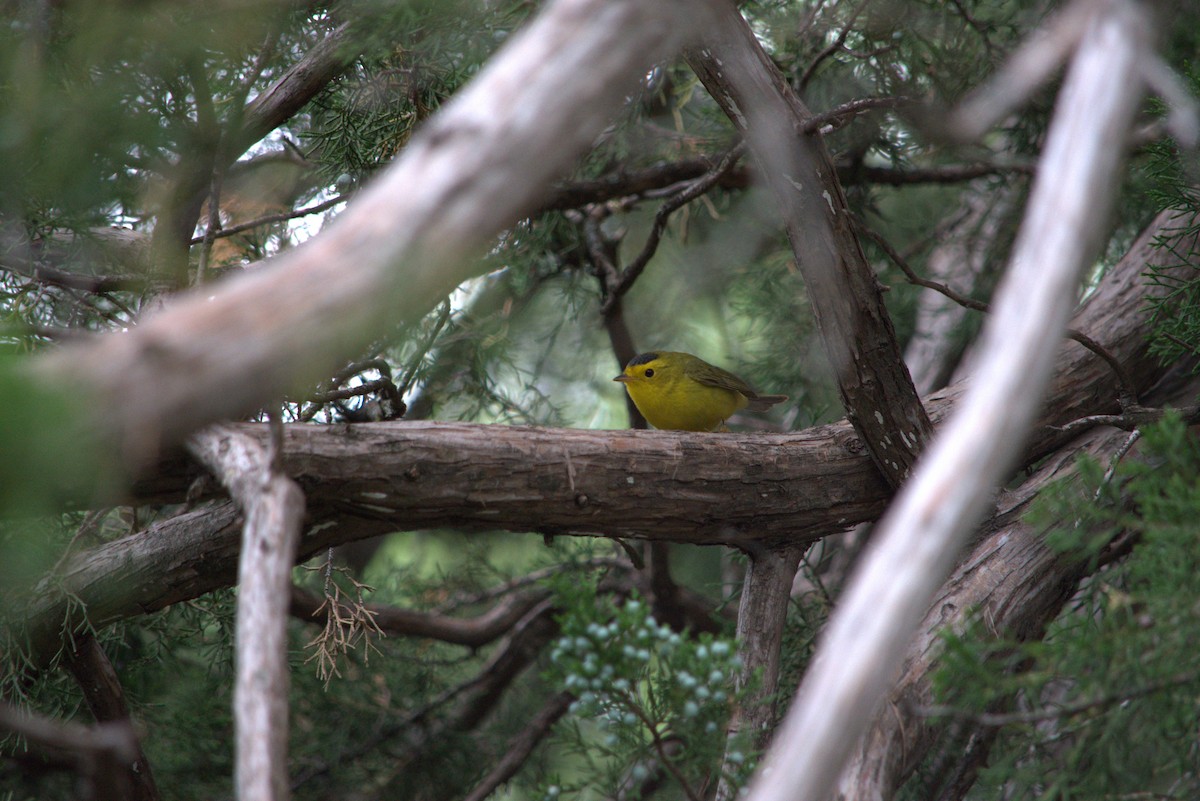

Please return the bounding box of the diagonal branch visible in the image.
[599,141,747,314]
[687,3,932,489]
[746,3,1154,799]
[835,370,1200,800]
[65,635,161,801]
[461,691,575,801]
[25,0,716,485]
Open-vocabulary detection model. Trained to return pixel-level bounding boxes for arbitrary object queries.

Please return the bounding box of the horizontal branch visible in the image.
[128,208,1196,541]
[17,209,1194,676]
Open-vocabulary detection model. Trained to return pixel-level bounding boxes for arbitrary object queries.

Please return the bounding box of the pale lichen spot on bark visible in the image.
[360,491,388,500]
[822,189,835,213]
[874,411,885,425]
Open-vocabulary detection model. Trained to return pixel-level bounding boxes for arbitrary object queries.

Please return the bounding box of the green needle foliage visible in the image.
[542,580,753,801]
[922,414,1200,801]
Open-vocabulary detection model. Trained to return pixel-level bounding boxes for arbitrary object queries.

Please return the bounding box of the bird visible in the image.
[613,351,787,432]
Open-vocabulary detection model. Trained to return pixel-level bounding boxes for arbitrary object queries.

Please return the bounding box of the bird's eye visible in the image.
[644,368,655,378]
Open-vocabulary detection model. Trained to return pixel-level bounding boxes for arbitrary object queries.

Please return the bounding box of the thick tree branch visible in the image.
[17,206,1195,680]
[747,4,1153,800]
[687,3,932,488]
[26,0,713,483]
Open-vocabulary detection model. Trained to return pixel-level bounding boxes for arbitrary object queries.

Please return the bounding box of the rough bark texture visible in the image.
[127,208,1190,538]
[745,5,1153,800]
[716,546,806,801]
[833,386,1194,800]
[17,207,1192,675]
[687,4,932,488]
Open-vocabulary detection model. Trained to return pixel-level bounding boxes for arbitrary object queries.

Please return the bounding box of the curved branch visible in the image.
[27,0,713,484]
[289,584,552,648]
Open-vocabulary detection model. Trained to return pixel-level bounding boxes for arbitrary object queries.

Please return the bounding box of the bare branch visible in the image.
[853,161,1035,185]
[27,0,714,478]
[189,194,349,246]
[797,0,870,91]
[290,583,551,648]
[802,96,915,135]
[600,141,746,314]
[65,635,161,801]
[188,425,306,801]
[716,546,807,801]
[746,4,1154,800]
[863,218,1141,403]
[688,2,932,488]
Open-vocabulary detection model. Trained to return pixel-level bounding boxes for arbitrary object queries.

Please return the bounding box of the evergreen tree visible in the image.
[1,1,1198,800]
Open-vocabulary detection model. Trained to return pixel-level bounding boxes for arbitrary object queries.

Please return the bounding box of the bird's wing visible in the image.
[684,360,758,396]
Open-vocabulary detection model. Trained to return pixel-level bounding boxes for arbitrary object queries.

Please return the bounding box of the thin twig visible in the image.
[860,218,1141,405]
[396,300,452,394]
[304,377,396,404]
[916,670,1200,728]
[188,194,349,246]
[802,96,915,135]
[798,0,869,90]
[1095,428,1142,501]
[617,690,704,801]
[1052,404,1200,438]
[1064,327,1139,406]
[600,141,746,315]
[857,219,987,312]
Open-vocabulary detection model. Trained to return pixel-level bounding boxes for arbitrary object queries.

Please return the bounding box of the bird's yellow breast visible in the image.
[624,372,747,431]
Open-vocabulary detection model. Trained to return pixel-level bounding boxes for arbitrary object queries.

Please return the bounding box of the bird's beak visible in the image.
[613,374,632,383]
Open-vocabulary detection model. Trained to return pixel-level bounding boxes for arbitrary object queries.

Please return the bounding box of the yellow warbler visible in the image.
[613,351,787,431]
